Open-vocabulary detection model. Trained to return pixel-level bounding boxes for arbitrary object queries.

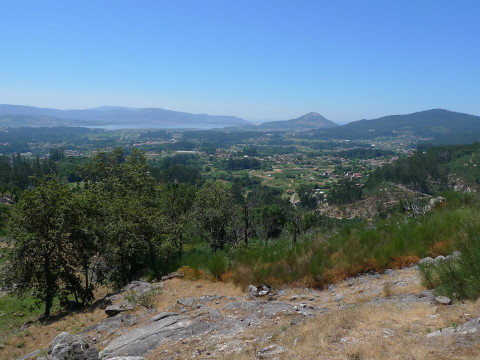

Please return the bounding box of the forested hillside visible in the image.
[307,109,480,141]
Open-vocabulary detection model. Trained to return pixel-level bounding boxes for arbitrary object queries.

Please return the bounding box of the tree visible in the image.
[1,177,89,316]
[84,148,172,287]
[253,204,286,244]
[0,203,10,230]
[101,191,174,286]
[286,205,304,243]
[296,184,318,210]
[159,183,197,256]
[67,189,102,304]
[329,178,362,205]
[83,147,154,196]
[192,180,237,251]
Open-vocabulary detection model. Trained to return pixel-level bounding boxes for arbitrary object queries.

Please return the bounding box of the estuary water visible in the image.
[86,123,236,130]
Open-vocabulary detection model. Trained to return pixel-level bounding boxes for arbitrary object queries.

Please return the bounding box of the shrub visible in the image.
[219,271,234,282]
[389,255,420,269]
[418,262,440,289]
[206,252,228,279]
[419,236,480,301]
[429,241,451,257]
[177,266,205,280]
[231,265,255,289]
[124,287,160,309]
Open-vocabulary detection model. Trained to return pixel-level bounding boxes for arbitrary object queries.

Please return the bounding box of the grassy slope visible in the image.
[223,191,478,288]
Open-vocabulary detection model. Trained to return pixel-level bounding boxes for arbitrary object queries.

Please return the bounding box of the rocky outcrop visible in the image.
[99,313,198,358]
[105,305,129,317]
[427,318,480,337]
[257,344,288,359]
[248,284,271,298]
[435,296,452,305]
[418,251,461,266]
[47,332,98,360]
[21,263,470,360]
[99,297,313,358]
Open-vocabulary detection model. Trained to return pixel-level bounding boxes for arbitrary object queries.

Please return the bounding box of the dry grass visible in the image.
[1,278,242,360]
[148,275,480,360]
[153,278,243,311]
[6,271,480,360]
[236,300,480,360]
[150,277,475,360]
[0,306,108,360]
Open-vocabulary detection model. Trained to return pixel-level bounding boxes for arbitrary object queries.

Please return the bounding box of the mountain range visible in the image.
[307,109,480,141]
[0,104,249,127]
[1,105,480,143]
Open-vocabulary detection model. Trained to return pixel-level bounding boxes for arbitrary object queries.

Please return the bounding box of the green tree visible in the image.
[329,178,363,205]
[253,204,286,244]
[286,205,303,243]
[84,148,173,286]
[102,192,174,284]
[68,189,103,303]
[296,184,318,210]
[192,180,237,251]
[159,183,197,256]
[0,203,10,231]
[1,177,89,316]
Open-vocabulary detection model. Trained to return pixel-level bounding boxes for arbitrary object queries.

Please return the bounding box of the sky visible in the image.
[0,0,479,123]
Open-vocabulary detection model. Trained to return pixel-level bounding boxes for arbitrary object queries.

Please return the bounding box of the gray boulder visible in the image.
[148,312,179,322]
[198,295,224,303]
[16,349,43,360]
[121,281,152,295]
[427,318,480,337]
[177,297,195,307]
[105,305,127,317]
[248,284,271,298]
[161,271,183,281]
[257,344,288,359]
[419,257,434,266]
[99,313,212,358]
[248,285,258,299]
[47,332,98,360]
[384,269,396,276]
[208,309,223,321]
[435,296,452,305]
[121,314,138,327]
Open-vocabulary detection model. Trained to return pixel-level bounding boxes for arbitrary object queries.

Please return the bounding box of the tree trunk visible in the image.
[179,232,183,257]
[44,259,54,317]
[148,242,160,280]
[120,251,127,286]
[244,204,249,246]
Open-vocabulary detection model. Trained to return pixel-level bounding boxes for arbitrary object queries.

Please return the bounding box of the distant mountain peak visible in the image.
[257,112,338,130]
[296,112,328,120]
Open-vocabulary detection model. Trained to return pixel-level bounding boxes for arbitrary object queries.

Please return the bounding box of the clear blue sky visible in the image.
[1,0,479,123]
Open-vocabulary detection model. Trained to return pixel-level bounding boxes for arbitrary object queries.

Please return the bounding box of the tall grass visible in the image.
[229,236,315,287]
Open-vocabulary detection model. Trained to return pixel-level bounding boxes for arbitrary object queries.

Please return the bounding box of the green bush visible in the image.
[206,252,228,279]
[124,287,159,309]
[419,236,480,301]
[418,262,440,290]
